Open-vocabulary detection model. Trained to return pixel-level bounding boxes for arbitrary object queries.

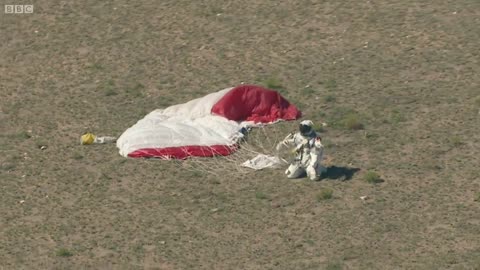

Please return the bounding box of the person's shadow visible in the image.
[321,166,360,181]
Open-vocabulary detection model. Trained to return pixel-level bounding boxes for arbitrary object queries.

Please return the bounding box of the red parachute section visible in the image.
[211,85,302,123]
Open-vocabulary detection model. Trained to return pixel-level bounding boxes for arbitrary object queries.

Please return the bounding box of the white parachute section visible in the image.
[116,88,239,158]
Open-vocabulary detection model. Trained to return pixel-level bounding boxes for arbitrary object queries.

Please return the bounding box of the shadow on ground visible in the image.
[322,166,360,181]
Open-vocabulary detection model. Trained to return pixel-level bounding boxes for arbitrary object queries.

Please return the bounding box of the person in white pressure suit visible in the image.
[276,120,326,181]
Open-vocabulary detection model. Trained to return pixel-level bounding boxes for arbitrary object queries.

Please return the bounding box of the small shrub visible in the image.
[450,136,464,147]
[364,170,382,184]
[118,159,128,165]
[1,163,16,171]
[324,79,337,90]
[157,96,175,107]
[390,110,406,124]
[100,173,112,180]
[8,154,22,162]
[324,95,336,102]
[190,171,203,178]
[209,7,223,16]
[88,63,103,70]
[321,139,334,148]
[105,89,117,96]
[475,97,480,107]
[326,106,364,130]
[56,248,73,257]
[474,192,480,202]
[313,124,325,133]
[302,87,315,96]
[364,132,379,140]
[316,188,333,201]
[325,262,343,270]
[342,113,364,130]
[72,153,84,160]
[126,83,145,98]
[17,131,32,140]
[255,191,268,200]
[262,77,283,90]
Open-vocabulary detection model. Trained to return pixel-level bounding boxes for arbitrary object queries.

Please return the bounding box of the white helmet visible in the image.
[300,120,313,126]
[299,120,314,136]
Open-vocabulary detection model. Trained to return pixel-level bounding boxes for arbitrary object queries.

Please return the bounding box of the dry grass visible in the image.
[1,0,479,269]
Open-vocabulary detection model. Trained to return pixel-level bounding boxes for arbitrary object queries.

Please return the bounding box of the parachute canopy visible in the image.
[116,84,301,159]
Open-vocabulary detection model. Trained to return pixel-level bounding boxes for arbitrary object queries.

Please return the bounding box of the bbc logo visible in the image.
[5,5,34,14]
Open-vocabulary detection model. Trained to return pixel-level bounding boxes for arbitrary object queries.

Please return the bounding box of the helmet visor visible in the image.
[299,124,312,135]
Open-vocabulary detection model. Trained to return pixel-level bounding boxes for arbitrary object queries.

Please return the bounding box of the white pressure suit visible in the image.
[276,120,326,181]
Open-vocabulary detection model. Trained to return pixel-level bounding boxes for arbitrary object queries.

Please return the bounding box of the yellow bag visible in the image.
[80,132,96,145]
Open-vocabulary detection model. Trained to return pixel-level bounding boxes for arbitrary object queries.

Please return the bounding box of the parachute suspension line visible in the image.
[211,145,249,174]
[259,125,274,152]
[180,144,248,178]
[238,124,282,157]
[178,125,288,178]
[176,122,294,179]
[180,148,221,177]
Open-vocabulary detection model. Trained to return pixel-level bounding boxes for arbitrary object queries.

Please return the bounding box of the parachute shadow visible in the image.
[321,166,360,181]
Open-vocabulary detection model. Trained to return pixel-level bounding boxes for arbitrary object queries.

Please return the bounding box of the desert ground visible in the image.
[1,0,479,269]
